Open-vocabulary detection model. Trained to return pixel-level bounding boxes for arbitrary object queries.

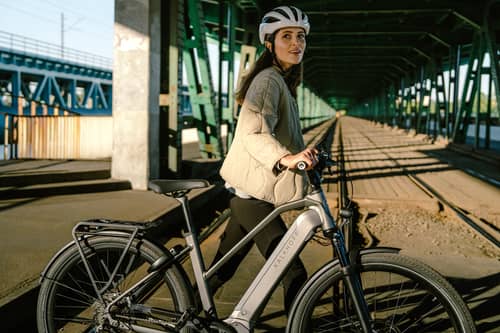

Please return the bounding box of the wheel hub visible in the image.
[91,291,122,331]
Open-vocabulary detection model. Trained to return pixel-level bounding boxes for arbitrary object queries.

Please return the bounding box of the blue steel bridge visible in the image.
[0,30,199,158]
[0,31,197,118]
[0,30,113,156]
[0,30,113,117]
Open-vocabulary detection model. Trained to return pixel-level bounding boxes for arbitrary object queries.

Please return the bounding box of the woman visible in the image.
[210,6,317,313]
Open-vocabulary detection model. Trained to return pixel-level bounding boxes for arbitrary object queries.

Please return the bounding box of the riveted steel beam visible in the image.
[158,0,183,175]
[183,0,223,158]
[452,32,483,143]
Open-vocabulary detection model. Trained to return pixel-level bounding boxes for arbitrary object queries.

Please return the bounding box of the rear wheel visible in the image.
[288,253,476,333]
[37,236,194,332]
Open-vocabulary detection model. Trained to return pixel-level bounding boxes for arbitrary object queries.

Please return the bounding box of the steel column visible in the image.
[451,45,461,140]
[474,47,483,149]
[219,0,237,150]
[483,0,500,118]
[452,33,483,143]
[485,70,493,148]
[159,0,183,176]
[434,61,449,139]
[183,0,223,158]
[388,83,396,126]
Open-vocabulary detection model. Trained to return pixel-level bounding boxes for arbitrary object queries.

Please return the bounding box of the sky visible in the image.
[0,0,114,59]
[0,0,232,89]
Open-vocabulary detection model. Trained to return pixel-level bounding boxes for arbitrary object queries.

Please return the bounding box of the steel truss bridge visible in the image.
[1,0,500,177]
[0,30,112,117]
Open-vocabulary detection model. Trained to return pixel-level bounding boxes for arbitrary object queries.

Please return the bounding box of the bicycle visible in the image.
[37,151,476,332]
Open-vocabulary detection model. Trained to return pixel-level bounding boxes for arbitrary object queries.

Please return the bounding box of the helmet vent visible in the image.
[262,16,280,23]
[274,8,291,20]
[289,6,299,21]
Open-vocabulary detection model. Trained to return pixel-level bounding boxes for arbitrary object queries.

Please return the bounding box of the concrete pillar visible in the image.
[112,0,161,189]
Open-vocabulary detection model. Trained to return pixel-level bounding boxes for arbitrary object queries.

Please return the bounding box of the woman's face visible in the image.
[267,27,306,70]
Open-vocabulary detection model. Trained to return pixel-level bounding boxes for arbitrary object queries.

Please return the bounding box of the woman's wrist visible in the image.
[275,161,286,171]
[276,154,291,171]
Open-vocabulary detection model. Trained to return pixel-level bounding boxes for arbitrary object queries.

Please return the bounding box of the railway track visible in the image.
[333,119,500,251]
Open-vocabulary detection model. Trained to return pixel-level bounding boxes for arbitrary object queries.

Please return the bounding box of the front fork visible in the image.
[314,185,374,333]
[332,232,373,332]
[324,220,374,333]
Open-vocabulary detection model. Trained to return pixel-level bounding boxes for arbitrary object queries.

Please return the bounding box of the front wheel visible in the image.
[287,252,476,333]
[37,235,194,333]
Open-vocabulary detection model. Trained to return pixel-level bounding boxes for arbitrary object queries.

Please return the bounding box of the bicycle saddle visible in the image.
[149,179,210,195]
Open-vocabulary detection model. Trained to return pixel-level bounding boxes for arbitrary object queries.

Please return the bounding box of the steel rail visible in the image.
[349,125,500,250]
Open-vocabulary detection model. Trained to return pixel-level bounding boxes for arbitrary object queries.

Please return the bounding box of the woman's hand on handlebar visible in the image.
[279,148,319,171]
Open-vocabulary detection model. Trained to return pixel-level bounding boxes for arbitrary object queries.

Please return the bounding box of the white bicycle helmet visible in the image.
[259,6,310,44]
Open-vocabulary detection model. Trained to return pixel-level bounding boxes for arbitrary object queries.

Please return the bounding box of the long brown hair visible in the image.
[235,43,302,105]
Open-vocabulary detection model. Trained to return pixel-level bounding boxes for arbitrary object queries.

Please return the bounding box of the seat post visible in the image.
[175,195,196,234]
[175,195,217,316]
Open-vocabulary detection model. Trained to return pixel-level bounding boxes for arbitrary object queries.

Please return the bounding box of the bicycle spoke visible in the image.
[50,275,97,304]
[399,295,453,333]
[53,315,93,324]
[290,253,475,333]
[38,237,194,333]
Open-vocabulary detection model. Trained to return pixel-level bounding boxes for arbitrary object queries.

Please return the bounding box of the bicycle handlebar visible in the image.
[300,150,336,189]
[296,161,308,170]
[297,151,335,171]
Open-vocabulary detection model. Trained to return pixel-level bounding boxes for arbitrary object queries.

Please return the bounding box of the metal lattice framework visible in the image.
[207,0,500,148]
[0,31,112,117]
[179,0,335,161]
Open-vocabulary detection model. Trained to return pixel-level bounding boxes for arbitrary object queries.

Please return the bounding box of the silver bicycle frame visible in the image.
[184,190,336,333]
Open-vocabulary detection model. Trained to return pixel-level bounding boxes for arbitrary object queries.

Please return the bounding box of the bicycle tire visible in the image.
[287,252,476,333]
[37,235,194,333]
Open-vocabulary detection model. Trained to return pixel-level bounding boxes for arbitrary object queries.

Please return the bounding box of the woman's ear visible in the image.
[264,41,272,52]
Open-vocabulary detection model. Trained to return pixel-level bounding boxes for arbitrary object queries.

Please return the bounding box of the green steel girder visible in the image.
[202,0,251,46]
[304,55,418,69]
[452,32,483,143]
[202,1,244,28]
[183,0,224,158]
[304,71,399,96]
[311,30,452,48]
[387,83,397,125]
[159,0,183,176]
[483,1,500,118]
[306,34,450,56]
[304,65,403,79]
[184,0,500,151]
[267,0,483,27]
[218,1,237,147]
[306,45,432,61]
[432,61,450,138]
[415,65,433,134]
[246,0,498,116]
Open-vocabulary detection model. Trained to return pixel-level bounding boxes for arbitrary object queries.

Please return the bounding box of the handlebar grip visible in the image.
[297,161,307,170]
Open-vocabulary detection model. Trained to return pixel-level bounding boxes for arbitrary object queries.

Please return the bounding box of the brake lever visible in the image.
[297,151,336,175]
